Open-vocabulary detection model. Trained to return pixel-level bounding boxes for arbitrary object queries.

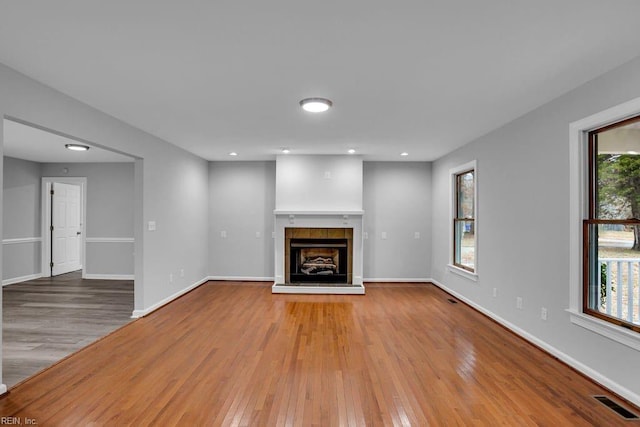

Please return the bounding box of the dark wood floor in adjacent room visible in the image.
[0,281,636,426]
[2,271,134,388]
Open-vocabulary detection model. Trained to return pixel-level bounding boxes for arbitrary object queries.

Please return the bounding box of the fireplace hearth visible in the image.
[290,239,348,283]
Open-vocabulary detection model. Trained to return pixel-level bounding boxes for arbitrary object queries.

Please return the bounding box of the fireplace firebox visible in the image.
[289,238,348,283]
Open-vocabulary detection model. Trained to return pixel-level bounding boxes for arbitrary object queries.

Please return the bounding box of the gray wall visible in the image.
[209,161,275,279]
[431,56,640,402]
[363,162,431,280]
[41,162,135,277]
[2,156,41,281]
[207,160,432,281]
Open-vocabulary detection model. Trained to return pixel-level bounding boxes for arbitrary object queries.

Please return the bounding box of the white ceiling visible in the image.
[3,119,134,163]
[1,1,640,161]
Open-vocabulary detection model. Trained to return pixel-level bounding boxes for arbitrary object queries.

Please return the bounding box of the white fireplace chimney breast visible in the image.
[275,155,363,211]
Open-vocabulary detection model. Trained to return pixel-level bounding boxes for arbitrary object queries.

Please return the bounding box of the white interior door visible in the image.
[51,182,82,276]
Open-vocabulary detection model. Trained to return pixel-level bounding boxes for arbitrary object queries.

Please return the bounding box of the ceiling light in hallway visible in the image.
[65,143,90,151]
[300,98,332,113]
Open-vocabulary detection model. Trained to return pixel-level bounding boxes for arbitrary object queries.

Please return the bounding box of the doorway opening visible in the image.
[2,116,140,388]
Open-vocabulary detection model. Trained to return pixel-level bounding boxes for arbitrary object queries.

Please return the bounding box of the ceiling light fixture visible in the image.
[229,152,238,156]
[348,149,356,154]
[65,143,90,151]
[282,148,291,154]
[401,152,409,156]
[300,97,332,113]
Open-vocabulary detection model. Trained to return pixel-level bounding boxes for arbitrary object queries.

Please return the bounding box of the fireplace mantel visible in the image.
[272,210,365,294]
[274,210,364,216]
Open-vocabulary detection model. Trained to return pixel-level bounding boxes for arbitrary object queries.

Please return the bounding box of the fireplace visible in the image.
[273,212,363,293]
[290,239,348,283]
[284,227,353,284]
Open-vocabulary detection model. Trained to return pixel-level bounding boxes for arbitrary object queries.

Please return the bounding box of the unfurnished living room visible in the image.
[1,1,640,425]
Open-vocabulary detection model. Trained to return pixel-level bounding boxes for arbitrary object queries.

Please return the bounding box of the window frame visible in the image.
[569,96,640,351]
[583,117,640,334]
[449,160,477,280]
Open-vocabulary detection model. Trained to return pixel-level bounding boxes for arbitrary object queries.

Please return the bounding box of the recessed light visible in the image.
[300,97,332,113]
[65,143,90,151]
[282,148,291,154]
[400,152,409,156]
[229,152,238,156]
[348,149,356,154]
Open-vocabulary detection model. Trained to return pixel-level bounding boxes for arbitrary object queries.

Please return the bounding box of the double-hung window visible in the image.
[452,163,476,273]
[584,115,640,333]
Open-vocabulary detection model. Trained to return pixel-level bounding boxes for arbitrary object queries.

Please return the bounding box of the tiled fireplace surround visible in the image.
[272,211,364,294]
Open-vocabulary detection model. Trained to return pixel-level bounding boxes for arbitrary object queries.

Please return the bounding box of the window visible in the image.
[452,163,476,274]
[584,115,640,333]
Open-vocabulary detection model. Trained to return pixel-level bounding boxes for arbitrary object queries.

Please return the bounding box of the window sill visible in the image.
[566,309,640,352]
[447,264,478,282]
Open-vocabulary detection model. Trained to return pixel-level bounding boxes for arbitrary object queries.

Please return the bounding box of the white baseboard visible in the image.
[428,277,640,408]
[364,278,430,283]
[131,277,209,319]
[208,276,274,282]
[0,384,6,395]
[83,274,134,280]
[2,273,42,286]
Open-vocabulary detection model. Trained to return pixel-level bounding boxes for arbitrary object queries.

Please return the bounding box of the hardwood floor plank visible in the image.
[0,281,638,425]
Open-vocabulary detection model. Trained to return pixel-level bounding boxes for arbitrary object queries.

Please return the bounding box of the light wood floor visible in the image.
[2,271,134,387]
[0,281,637,425]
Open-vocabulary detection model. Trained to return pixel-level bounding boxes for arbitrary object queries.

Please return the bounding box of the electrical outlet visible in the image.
[147,221,156,231]
[255,231,261,238]
[381,232,387,240]
[180,269,184,278]
[516,297,523,310]
[221,230,227,238]
[169,273,174,283]
[363,232,369,240]
[541,307,548,321]
[272,231,276,239]
[414,232,420,239]
[492,288,497,297]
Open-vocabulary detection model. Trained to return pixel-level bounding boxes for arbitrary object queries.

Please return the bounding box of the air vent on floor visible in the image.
[447,298,458,304]
[593,395,640,420]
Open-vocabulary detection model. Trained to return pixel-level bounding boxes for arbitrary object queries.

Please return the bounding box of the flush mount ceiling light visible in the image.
[400,152,409,157]
[282,148,291,154]
[229,152,238,156]
[65,143,90,151]
[299,97,332,113]
[348,149,356,154]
